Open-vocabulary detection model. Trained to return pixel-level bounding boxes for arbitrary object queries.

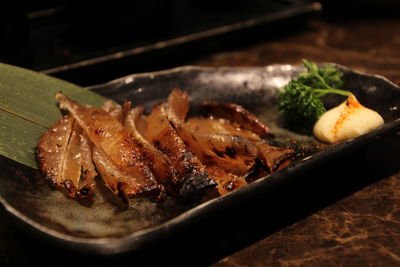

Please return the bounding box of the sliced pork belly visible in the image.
[76,132,97,196]
[176,126,258,175]
[102,100,123,122]
[206,166,247,195]
[182,117,263,174]
[36,115,97,198]
[62,124,97,198]
[91,147,161,198]
[37,89,295,201]
[165,89,295,193]
[61,121,82,194]
[201,101,273,138]
[36,114,75,188]
[166,88,189,122]
[125,106,177,192]
[92,147,119,195]
[146,103,214,199]
[56,93,160,197]
[102,100,131,123]
[165,89,258,175]
[257,143,295,173]
[186,117,261,142]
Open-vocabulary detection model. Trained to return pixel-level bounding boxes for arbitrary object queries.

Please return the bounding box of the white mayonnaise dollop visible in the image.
[313,94,384,143]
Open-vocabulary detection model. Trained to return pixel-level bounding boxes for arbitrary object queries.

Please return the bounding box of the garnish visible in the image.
[277,59,351,133]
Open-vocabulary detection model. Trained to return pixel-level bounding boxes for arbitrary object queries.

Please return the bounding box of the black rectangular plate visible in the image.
[0,64,399,255]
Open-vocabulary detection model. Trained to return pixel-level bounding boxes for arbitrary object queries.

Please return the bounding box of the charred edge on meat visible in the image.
[179,166,215,201]
[35,147,57,187]
[269,151,296,172]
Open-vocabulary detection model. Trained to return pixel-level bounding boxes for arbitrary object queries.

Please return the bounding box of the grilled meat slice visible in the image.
[165,90,259,175]
[177,117,294,181]
[36,115,96,198]
[36,114,75,188]
[102,100,132,123]
[76,132,97,197]
[99,101,157,196]
[146,103,214,199]
[257,143,295,173]
[176,125,259,175]
[189,107,293,174]
[201,101,273,138]
[133,107,148,138]
[177,92,294,176]
[125,106,177,191]
[103,102,171,197]
[61,121,82,196]
[166,88,190,122]
[206,166,247,195]
[186,117,261,142]
[102,100,123,122]
[183,117,263,174]
[56,93,160,197]
[166,89,295,193]
[92,147,119,195]
[92,147,159,198]
[62,121,97,198]
[37,89,294,201]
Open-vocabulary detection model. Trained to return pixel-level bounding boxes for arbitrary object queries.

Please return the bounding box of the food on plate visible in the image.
[163,89,294,195]
[201,101,273,137]
[36,114,97,198]
[278,60,351,133]
[145,95,214,199]
[313,93,384,143]
[36,89,295,201]
[278,59,384,142]
[56,94,161,198]
[125,106,177,195]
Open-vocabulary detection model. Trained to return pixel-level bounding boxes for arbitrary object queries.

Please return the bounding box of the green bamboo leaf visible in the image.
[0,109,45,168]
[0,63,108,169]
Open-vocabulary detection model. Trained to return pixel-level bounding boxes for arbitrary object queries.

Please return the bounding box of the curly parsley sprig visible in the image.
[277,60,351,133]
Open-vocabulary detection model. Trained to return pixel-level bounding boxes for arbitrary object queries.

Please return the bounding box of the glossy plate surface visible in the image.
[1,64,399,255]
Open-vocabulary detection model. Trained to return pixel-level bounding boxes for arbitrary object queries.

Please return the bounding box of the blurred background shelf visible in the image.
[1,0,321,85]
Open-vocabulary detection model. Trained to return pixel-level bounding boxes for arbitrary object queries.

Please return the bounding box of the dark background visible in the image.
[1,0,398,86]
[0,0,318,85]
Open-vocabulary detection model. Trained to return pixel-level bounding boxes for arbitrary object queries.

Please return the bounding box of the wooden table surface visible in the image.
[1,15,400,267]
